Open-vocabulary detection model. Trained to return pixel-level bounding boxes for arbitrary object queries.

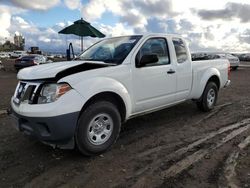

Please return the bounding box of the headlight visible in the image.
[37,83,71,104]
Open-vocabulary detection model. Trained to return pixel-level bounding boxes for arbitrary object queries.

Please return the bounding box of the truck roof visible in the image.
[105,33,184,39]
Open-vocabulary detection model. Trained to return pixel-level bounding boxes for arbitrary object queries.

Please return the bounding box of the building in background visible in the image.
[14,33,25,50]
[0,32,25,51]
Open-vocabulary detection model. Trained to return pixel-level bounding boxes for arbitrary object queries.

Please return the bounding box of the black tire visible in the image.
[75,101,121,156]
[197,82,218,112]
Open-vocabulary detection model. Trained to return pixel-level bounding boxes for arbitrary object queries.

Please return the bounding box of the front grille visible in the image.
[14,81,41,104]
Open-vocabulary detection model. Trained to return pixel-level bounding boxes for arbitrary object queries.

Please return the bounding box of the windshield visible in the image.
[78,35,142,64]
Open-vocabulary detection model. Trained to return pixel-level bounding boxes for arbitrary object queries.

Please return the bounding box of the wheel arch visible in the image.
[206,75,220,90]
[79,91,127,123]
[192,68,221,100]
[196,74,220,101]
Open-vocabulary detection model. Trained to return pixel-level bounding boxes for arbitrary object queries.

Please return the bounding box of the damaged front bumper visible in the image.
[9,84,85,149]
[9,107,79,149]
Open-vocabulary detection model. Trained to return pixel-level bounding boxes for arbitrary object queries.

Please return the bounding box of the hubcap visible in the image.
[207,88,216,107]
[87,113,113,145]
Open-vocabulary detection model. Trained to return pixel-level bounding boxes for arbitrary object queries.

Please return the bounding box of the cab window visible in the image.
[172,38,188,63]
[136,38,170,67]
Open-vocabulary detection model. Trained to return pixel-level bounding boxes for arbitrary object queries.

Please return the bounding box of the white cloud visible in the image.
[10,0,60,10]
[0,5,26,42]
[99,23,134,37]
[4,15,88,52]
[81,0,176,31]
[120,9,148,29]
[56,22,66,28]
[14,16,30,29]
[81,0,106,21]
[38,36,51,43]
[0,12,11,40]
[78,0,250,52]
[64,0,80,10]
[2,0,250,53]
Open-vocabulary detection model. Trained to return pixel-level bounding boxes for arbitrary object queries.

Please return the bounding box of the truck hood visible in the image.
[17,60,114,80]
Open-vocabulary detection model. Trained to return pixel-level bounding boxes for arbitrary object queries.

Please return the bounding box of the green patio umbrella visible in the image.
[58,18,105,52]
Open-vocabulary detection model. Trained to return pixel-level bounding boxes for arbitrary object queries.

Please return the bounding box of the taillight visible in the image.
[32,60,38,65]
[15,58,20,63]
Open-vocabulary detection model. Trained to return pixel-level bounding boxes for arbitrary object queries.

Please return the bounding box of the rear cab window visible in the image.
[172,38,188,63]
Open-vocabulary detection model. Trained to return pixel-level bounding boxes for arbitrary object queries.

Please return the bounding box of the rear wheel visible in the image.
[75,101,121,156]
[197,82,218,112]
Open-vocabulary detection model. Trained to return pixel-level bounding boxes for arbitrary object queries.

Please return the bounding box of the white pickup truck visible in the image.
[10,34,230,155]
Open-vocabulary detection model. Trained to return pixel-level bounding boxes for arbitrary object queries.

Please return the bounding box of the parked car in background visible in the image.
[216,53,240,70]
[0,52,10,59]
[241,54,250,61]
[46,54,55,59]
[191,53,218,61]
[192,52,240,70]
[11,51,27,58]
[14,55,48,71]
[237,54,245,61]
[54,54,63,58]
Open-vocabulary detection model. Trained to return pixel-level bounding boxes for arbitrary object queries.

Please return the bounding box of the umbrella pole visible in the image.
[81,36,83,52]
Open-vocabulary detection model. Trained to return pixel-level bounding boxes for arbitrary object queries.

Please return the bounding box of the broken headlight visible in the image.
[37,83,71,104]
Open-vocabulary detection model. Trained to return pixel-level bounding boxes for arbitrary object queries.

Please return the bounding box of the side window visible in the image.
[136,38,170,67]
[172,38,188,63]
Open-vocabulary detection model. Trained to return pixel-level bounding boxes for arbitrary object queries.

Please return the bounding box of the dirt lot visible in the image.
[0,62,250,188]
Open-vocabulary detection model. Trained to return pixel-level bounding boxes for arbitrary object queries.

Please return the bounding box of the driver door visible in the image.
[131,37,177,113]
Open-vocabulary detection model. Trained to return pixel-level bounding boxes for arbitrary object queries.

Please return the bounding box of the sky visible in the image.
[1,0,250,53]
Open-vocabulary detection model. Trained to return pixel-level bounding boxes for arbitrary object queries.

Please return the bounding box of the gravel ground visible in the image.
[0,62,249,188]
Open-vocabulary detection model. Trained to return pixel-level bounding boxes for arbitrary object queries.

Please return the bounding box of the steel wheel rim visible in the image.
[87,113,113,145]
[207,88,216,107]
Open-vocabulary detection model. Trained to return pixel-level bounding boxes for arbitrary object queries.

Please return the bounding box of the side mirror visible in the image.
[137,54,158,67]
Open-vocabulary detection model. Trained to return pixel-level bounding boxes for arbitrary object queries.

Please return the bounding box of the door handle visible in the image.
[167,69,175,74]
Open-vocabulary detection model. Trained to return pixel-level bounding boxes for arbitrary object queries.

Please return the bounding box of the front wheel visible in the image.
[197,82,218,112]
[75,101,121,156]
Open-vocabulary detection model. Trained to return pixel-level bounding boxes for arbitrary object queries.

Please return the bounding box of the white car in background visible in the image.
[0,52,9,59]
[217,53,240,70]
[242,54,250,61]
[11,51,28,58]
